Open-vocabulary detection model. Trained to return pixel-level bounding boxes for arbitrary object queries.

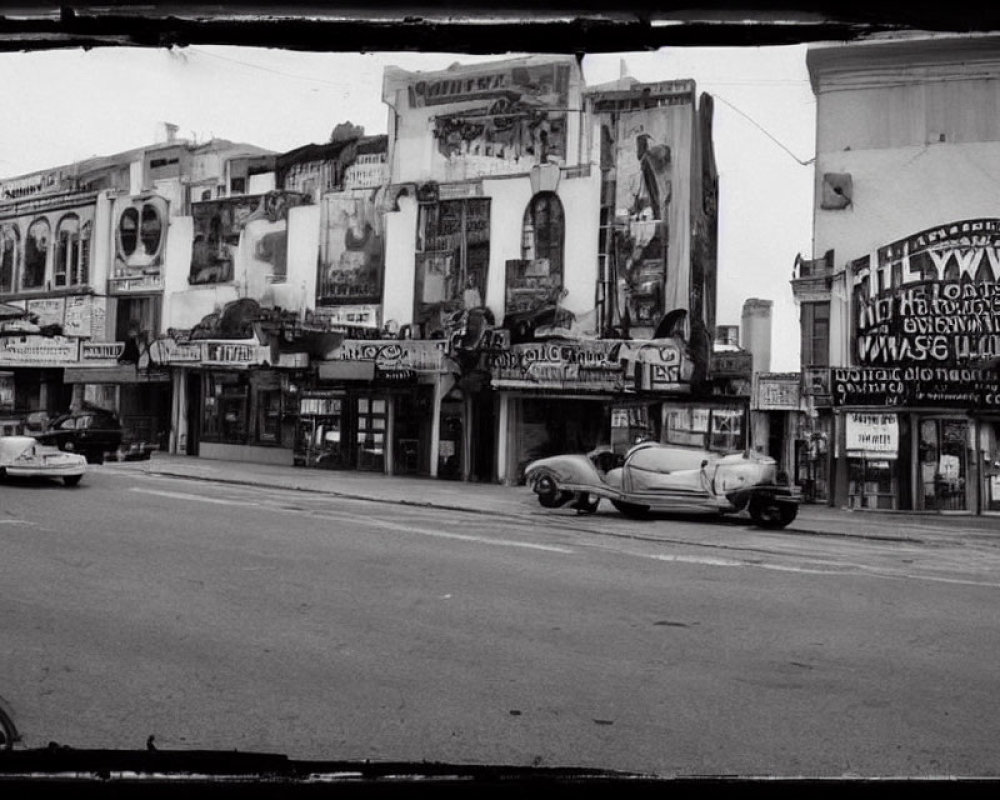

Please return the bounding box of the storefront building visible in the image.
[801,37,1000,514]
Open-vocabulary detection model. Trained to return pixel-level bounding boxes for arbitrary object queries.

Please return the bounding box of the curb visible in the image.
[141,467,930,544]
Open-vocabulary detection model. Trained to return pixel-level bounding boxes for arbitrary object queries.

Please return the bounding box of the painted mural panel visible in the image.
[410,60,572,177]
[851,219,1000,367]
[317,189,385,306]
[190,191,308,285]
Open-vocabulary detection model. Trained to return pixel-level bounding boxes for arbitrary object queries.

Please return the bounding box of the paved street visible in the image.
[2,459,1000,776]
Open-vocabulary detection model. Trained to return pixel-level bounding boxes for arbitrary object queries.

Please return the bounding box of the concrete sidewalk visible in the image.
[110,452,1000,546]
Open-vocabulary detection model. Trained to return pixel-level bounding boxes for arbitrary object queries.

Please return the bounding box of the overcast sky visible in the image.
[0,45,816,371]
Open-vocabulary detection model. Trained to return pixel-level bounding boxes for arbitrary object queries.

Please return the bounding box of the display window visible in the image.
[295,391,347,468]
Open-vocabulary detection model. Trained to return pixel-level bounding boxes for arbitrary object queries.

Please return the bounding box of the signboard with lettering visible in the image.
[753,372,801,411]
[851,219,1000,367]
[80,341,126,364]
[845,412,899,459]
[63,295,92,338]
[831,365,1000,409]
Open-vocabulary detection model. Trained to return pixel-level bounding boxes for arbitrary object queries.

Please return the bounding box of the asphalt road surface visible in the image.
[3,466,999,777]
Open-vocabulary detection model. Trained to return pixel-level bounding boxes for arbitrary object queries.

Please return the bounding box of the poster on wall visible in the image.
[845,412,899,459]
[317,189,384,305]
[851,218,1000,367]
[27,296,65,328]
[411,59,572,171]
[414,198,490,337]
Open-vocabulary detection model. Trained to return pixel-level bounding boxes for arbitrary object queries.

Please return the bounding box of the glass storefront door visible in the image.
[917,418,969,511]
[980,420,1000,513]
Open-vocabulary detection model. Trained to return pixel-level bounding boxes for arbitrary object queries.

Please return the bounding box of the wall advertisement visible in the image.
[851,219,1000,367]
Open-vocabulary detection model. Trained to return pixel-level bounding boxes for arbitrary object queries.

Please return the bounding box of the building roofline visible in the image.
[806,33,1000,93]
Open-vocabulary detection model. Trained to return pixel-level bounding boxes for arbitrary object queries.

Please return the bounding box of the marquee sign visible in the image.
[851,219,1000,367]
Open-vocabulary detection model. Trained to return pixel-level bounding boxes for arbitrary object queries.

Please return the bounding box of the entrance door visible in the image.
[980,420,1000,513]
[185,372,201,456]
[917,418,968,511]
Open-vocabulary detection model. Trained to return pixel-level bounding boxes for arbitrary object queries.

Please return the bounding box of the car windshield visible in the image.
[2,9,998,789]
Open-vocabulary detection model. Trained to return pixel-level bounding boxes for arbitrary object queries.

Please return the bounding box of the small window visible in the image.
[522,191,564,277]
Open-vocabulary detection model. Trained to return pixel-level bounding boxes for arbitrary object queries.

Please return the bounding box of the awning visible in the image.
[316,360,376,382]
[63,365,171,384]
[0,302,26,320]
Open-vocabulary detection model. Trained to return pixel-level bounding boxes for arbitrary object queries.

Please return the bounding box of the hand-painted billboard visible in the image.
[851,219,1000,366]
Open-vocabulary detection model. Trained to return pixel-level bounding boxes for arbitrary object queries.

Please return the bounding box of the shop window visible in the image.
[664,406,745,453]
[22,218,50,289]
[800,301,829,367]
[521,191,564,277]
[0,223,18,294]
[295,392,346,468]
[848,458,898,510]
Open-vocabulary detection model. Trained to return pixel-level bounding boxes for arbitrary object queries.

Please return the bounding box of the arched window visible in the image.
[119,207,139,256]
[54,214,80,288]
[521,191,564,280]
[23,218,50,290]
[0,224,19,294]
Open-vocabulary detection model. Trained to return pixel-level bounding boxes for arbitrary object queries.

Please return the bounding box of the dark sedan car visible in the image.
[34,409,125,464]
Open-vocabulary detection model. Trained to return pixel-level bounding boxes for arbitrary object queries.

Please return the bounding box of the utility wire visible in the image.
[713,92,815,166]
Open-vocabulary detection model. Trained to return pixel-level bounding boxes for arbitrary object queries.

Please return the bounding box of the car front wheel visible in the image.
[749,497,797,529]
[63,475,82,487]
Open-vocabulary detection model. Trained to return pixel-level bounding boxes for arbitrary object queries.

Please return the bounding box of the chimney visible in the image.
[741,298,773,373]
[157,122,180,144]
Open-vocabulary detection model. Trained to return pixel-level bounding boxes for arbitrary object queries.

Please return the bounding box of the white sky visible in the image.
[0,45,817,371]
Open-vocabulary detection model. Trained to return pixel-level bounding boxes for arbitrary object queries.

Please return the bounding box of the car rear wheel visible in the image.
[63,475,83,487]
[611,500,651,520]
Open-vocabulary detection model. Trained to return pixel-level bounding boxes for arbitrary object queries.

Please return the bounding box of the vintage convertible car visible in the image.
[0,435,87,487]
[525,441,799,529]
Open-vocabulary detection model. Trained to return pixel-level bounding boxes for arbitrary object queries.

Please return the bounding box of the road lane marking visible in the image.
[130,488,261,507]
[130,487,573,554]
